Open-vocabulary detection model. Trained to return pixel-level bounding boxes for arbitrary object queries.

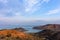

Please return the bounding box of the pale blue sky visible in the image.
[0,0,60,25]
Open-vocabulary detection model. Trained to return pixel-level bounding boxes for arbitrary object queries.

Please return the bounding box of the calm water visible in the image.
[0,25,41,33]
[21,26,41,33]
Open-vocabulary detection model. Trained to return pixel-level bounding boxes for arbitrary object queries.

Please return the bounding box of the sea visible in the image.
[0,25,41,33]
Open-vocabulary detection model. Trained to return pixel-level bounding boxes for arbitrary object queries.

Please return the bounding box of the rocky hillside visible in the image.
[0,24,60,40]
[0,29,60,40]
[0,29,43,40]
[0,30,28,38]
[33,29,60,40]
[33,24,60,31]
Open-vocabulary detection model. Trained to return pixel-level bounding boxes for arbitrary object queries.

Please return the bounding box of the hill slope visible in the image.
[33,24,60,31]
[0,29,43,40]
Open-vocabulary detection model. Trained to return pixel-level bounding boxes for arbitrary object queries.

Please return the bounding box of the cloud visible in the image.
[0,0,51,24]
[43,0,50,3]
[24,0,40,13]
[25,0,50,14]
[46,8,60,15]
[0,0,24,17]
[0,0,8,4]
[0,0,50,17]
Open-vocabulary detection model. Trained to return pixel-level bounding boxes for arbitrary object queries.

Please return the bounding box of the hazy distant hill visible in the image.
[33,24,60,31]
[12,27,28,32]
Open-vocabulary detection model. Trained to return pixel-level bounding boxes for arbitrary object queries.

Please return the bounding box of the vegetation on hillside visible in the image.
[0,29,44,40]
[0,24,60,40]
[0,29,60,40]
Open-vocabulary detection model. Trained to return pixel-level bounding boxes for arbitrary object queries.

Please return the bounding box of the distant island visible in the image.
[33,24,60,31]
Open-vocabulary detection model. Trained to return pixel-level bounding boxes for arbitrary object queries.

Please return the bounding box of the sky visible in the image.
[0,0,60,25]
